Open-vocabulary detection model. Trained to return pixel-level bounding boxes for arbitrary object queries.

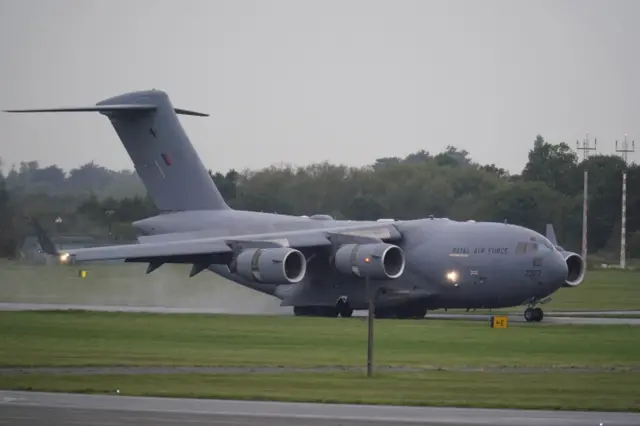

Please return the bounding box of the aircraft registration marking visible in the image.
[524,269,542,278]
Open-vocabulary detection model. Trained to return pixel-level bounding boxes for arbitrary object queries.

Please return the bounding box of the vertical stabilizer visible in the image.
[97,90,228,212]
[5,90,229,212]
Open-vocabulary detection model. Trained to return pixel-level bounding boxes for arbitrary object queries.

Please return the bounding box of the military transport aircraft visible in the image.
[5,89,586,322]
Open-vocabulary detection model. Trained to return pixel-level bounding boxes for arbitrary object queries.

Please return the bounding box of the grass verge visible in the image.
[1,311,638,369]
[1,371,639,412]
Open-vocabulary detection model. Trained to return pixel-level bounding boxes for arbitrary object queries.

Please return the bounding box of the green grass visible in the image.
[546,313,640,319]
[1,371,639,412]
[1,310,639,412]
[1,311,638,369]
[542,269,640,311]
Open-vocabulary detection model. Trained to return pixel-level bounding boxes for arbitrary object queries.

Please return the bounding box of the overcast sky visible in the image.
[1,0,638,175]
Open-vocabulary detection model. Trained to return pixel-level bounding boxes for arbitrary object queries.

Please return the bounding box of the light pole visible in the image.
[576,133,597,266]
[615,134,635,269]
[365,276,375,377]
[105,210,115,238]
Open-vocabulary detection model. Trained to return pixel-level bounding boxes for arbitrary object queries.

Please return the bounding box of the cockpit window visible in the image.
[515,242,539,254]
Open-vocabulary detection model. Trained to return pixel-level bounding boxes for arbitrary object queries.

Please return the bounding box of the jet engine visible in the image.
[561,251,586,287]
[334,243,405,280]
[234,247,307,284]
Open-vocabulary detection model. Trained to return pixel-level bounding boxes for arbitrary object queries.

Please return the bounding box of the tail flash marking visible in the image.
[161,153,173,166]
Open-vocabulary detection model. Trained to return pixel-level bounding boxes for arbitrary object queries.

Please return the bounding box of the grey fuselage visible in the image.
[133,209,569,312]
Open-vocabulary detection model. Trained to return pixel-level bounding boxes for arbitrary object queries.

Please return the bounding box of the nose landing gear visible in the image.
[524,306,544,322]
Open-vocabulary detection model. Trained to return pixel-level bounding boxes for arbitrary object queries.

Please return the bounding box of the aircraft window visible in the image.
[515,242,539,254]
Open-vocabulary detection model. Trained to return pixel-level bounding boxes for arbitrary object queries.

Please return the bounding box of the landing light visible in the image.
[59,253,70,264]
[446,270,459,283]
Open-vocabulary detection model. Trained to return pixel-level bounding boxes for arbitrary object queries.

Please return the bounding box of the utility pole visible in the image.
[615,134,635,269]
[366,276,374,377]
[576,133,597,266]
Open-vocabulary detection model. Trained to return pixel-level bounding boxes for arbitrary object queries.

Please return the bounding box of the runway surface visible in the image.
[1,390,639,426]
[1,302,639,325]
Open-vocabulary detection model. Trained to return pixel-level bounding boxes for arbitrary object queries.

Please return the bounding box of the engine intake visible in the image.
[334,243,405,280]
[235,247,307,284]
[562,251,585,287]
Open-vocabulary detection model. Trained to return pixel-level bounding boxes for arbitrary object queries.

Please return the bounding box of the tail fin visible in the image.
[5,90,229,212]
[29,217,58,256]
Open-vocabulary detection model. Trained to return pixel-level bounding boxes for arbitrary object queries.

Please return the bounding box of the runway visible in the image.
[1,302,639,325]
[1,390,639,426]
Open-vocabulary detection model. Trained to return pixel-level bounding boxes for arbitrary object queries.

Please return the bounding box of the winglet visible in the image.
[545,223,558,246]
[545,223,565,250]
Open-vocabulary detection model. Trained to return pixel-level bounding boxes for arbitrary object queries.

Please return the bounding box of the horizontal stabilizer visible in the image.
[4,105,208,117]
[174,108,209,117]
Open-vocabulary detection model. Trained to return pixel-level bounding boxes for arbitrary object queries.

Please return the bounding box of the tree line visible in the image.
[1,135,639,262]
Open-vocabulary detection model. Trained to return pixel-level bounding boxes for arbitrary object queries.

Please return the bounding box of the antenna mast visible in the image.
[615,134,635,269]
[576,133,597,265]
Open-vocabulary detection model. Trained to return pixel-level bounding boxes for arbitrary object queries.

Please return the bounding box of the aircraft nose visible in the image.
[547,251,568,285]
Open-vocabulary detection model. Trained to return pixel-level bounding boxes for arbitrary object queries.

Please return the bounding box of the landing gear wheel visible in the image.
[387,306,427,319]
[293,306,338,317]
[374,307,396,319]
[534,307,544,322]
[524,307,544,322]
[339,307,353,318]
[524,307,535,322]
[336,299,353,318]
[415,307,428,319]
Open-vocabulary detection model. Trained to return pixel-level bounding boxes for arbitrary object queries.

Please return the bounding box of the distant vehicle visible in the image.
[7,89,585,322]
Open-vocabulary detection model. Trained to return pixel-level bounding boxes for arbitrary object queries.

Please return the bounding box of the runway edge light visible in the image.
[490,315,508,328]
[78,270,88,279]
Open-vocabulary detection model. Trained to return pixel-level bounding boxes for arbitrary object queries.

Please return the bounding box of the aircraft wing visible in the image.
[36,221,402,264]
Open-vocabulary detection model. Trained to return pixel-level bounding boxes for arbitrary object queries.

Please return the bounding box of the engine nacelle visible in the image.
[561,251,586,287]
[334,243,405,280]
[235,247,307,284]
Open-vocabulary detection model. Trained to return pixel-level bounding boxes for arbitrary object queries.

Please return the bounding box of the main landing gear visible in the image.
[524,306,544,322]
[375,306,427,319]
[293,301,354,318]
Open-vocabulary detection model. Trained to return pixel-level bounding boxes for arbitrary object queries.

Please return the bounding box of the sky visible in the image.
[0,0,638,175]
